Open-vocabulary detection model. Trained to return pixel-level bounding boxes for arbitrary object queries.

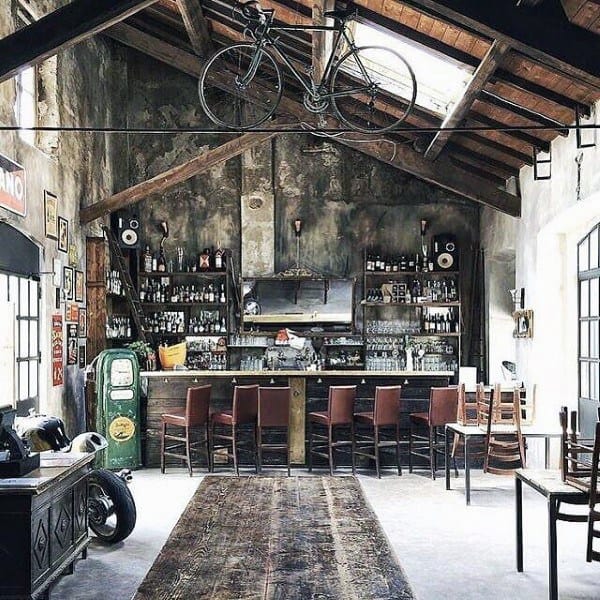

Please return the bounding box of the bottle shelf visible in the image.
[362,301,461,307]
[364,270,459,276]
[367,332,461,337]
[139,271,226,278]
[140,302,226,308]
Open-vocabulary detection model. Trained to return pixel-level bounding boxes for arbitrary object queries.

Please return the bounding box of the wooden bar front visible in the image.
[142,370,452,467]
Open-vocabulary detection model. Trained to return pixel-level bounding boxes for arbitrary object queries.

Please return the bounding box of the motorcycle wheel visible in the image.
[88,469,137,544]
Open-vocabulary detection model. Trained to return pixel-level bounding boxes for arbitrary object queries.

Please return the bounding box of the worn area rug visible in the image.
[134,476,414,600]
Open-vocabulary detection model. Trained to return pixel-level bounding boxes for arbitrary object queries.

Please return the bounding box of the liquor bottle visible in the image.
[400,255,408,271]
[214,242,225,271]
[219,284,226,304]
[151,252,158,272]
[157,247,166,272]
[199,247,211,271]
[366,253,374,272]
[143,245,153,273]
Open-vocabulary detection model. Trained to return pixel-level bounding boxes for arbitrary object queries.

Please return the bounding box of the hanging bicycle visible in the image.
[198,1,417,133]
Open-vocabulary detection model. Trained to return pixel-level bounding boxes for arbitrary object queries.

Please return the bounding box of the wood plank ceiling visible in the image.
[111,0,600,202]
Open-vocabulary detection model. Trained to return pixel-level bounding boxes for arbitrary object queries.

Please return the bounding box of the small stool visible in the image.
[160,384,212,476]
[308,385,356,475]
[353,385,402,478]
[257,386,291,476]
[210,384,259,475]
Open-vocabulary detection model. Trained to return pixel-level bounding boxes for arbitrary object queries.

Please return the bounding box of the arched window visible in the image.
[0,223,40,415]
[578,222,600,437]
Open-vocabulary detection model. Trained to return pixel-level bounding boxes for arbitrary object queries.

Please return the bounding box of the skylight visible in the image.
[351,22,475,116]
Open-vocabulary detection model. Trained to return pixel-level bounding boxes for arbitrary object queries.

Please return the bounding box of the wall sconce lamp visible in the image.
[576,104,596,149]
[509,288,525,311]
[533,146,551,180]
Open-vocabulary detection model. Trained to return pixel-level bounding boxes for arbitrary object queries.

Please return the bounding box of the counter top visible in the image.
[141,370,454,378]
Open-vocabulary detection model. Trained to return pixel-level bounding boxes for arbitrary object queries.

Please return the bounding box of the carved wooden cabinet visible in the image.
[0,453,93,599]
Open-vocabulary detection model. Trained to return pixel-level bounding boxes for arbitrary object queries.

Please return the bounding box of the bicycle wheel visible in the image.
[330,46,417,133]
[199,43,283,130]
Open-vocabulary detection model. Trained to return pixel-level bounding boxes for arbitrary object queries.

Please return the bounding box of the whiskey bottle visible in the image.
[199,247,211,271]
[157,247,167,272]
[143,245,153,273]
[214,242,225,271]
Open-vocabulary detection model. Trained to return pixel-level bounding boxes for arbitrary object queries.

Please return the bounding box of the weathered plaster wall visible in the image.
[481,99,600,428]
[0,1,125,432]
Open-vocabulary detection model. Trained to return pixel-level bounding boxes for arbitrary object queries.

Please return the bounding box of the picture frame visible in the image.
[44,191,58,239]
[75,270,84,302]
[513,309,534,339]
[78,307,87,337]
[58,216,68,253]
[63,266,74,301]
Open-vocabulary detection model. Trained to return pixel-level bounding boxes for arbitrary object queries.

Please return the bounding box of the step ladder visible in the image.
[102,225,147,343]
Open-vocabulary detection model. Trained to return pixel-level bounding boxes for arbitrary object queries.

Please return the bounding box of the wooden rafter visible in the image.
[312,0,334,82]
[425,40,510,160]
[80,129,283,223]
[0,0,158,84]
[104,23,521,216]
[176,0,213,56]
[400,0,600,90]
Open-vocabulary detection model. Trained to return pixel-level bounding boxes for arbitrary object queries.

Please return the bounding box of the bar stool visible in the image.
[160,384,212,477]
[210,384,259,475]
[308,385,356,476]
[353,385,402,478]
[408,386,458,479]
[257,386,291,476]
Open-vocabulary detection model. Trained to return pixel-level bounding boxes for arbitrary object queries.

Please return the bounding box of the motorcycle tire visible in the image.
[88,469,137,544]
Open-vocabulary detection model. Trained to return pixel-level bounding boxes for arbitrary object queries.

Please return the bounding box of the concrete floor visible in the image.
[52,467,600,600]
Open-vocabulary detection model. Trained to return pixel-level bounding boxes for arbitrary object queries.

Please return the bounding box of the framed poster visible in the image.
[58,216,68,253]
[513,309,534,339]
[75,270,84,302]
[51,314,63,386]
[66,323,78,366]
[63,266,74,301]
[78,342,86,368]
[0,153,26,216]
[65,302,78,323]
[78,308,87,337]
[44,190,58,239]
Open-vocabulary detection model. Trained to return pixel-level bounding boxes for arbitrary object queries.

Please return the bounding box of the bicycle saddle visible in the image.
[324,5,357,21]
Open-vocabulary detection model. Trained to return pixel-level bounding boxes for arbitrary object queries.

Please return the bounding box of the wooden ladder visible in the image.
[102,225,147,343]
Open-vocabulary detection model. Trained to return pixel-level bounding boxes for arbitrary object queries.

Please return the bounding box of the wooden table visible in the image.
[515,469,587,600]
[0,452,93,599]
[444,423,562,505]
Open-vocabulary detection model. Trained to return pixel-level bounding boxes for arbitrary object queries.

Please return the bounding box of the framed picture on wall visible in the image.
[44,191,58,239]
[78,308,87,337]
[75,270,84,302]
[513,309,534,339]
[63,266,74,301]
[58,216,68,253]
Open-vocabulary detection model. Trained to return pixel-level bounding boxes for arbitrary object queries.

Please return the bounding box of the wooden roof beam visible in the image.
[312,0,334,81]
[80,129,282,223]
[424,40,510,160]
[0,0,157,84]
[105,24,521,217]
[176,0,213,57]
[400,0,600,90]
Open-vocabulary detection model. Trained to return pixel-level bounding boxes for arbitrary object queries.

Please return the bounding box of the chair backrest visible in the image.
[328,385,356,425]
[186,385,211,426]
[373,385,401,426]
[587,421,600,562]
[232,384,259,424]
[258,387,290,427]
[476,383,492,428]
[428,386,459,427]
[559,406,594,491]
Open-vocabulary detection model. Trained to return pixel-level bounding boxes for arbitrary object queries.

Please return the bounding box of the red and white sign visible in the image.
[0,153,26,217]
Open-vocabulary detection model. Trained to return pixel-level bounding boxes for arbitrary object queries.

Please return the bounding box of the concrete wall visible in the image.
[0,1,125,432]
[481,100,600,427]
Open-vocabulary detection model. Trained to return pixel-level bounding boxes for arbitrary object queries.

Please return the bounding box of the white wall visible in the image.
[482,100,600,427]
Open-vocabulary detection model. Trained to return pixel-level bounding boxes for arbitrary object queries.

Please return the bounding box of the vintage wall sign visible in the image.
[0,153,26,216]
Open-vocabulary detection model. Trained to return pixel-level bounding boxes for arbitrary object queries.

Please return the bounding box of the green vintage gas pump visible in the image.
[94,349,141,470]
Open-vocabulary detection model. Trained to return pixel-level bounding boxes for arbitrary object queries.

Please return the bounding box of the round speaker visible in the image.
[121,229,138,246]
[437,252,454,269]
[445,241,456,252]
[129,219,139,230]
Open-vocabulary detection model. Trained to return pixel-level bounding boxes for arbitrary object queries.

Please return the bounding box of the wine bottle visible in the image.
[143,245,152,273]
[214,241,225,271]
[157,247,166,272]
[199,247,211,271]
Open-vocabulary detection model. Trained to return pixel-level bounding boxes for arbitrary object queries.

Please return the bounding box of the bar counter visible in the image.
[141,370,453,467]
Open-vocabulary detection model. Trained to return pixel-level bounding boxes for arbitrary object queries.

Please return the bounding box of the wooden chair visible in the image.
[160,384,212,476]
[353,385,402,478]
[587,421,600,562]
[478,384,526,474]
[257,386,291,476]
[452,382,486,463]
[308,385,356,476]
[210,384,259,476]
[408,386,458,480]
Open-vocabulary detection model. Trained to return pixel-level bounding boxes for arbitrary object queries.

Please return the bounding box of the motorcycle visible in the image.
[15,412,137,544]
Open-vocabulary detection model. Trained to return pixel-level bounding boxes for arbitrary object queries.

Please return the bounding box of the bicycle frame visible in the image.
[246,15,368,99]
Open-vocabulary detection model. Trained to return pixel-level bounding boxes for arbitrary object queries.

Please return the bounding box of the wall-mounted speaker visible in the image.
[432,234,458,271]
[113,212,140,249]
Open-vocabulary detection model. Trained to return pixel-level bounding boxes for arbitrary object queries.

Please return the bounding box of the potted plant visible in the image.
[126,341,156,371]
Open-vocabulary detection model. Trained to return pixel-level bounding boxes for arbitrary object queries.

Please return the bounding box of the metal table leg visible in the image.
[465,435,471,505]
[545,436,551,469]
[516,476,523,572]
[548,496,558,600]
